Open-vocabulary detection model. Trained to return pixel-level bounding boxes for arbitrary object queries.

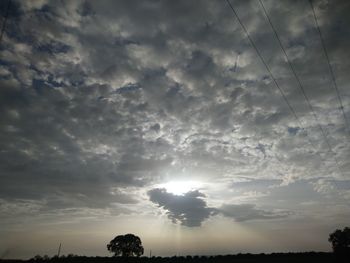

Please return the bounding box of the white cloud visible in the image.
[0,0,349,239]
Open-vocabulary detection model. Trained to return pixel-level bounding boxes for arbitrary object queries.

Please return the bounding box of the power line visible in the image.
[309,0,350,134]
[225,0,318,150]
[57,243,62,257]
[225,0,344,181]
[257,0,345,178]
[225,1,299,124]
[0,0,11,45]
[258,0,330,148]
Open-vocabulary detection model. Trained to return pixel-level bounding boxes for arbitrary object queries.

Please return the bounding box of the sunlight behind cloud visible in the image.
[159,181,203,195]
[1,0,349,258]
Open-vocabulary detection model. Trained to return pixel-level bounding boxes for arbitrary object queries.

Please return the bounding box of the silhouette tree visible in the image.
[107,233,144,257]
[329,227,350,254]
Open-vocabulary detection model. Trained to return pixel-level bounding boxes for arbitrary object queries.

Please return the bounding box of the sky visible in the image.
[0,0,350,259]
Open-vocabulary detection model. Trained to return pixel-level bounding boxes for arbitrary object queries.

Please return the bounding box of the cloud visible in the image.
[148,188,215,227]
[148,188,290,226]
[311,178,336,195]
[0,0,349,230]
[218,204,290,222]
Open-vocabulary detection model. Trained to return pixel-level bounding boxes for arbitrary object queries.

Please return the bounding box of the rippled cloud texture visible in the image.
[0,0,349,258]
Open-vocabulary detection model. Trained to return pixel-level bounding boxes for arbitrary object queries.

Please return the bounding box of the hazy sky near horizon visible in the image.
[1,0,350,259]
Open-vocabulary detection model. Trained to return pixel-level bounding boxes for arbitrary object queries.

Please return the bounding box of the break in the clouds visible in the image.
[0,0,350,258]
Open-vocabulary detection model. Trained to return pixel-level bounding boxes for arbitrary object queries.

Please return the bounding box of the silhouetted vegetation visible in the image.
[329,227,350,261]
[2,228,350,263]
[329,227,350,252]
[0,252,338,263]
[107,234,144,257]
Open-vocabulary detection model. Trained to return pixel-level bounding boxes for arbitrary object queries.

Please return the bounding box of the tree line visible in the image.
[1,227,348,263]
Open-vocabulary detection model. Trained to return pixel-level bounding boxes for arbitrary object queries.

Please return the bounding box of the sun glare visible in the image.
[160,180,202,195]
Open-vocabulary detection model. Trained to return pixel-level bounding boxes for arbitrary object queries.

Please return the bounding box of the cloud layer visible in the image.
[0,0,349,251]
[148,188,290,227]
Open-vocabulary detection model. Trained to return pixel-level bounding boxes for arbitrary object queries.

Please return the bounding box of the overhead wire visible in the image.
[257,0,345,179]
[225,0,344,180]
[225,0,318,149]
[225,0,320,178]
[258,0,331,148]
[309,0,350,134]
[225,0,300,127]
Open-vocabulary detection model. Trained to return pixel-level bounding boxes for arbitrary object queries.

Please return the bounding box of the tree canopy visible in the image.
[107,233,144,257]
[329,227,350,254]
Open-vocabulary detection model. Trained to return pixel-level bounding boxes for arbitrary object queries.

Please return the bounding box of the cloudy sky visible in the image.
[1,0,350,259]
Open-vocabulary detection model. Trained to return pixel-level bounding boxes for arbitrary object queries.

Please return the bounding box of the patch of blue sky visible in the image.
[115,83,141,94]
[288,126,300,135]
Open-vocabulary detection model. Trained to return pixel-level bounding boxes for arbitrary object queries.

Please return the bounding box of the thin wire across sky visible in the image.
[309,0,350,135]
[225,0,346,179]
[257,0,345,177]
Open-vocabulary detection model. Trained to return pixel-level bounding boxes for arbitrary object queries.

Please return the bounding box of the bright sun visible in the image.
[160,180,202,195]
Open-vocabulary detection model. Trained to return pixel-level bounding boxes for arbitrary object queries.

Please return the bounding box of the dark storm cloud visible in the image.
[148,188,215,227]
[0,0,349,226]
[148,188,290,226]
